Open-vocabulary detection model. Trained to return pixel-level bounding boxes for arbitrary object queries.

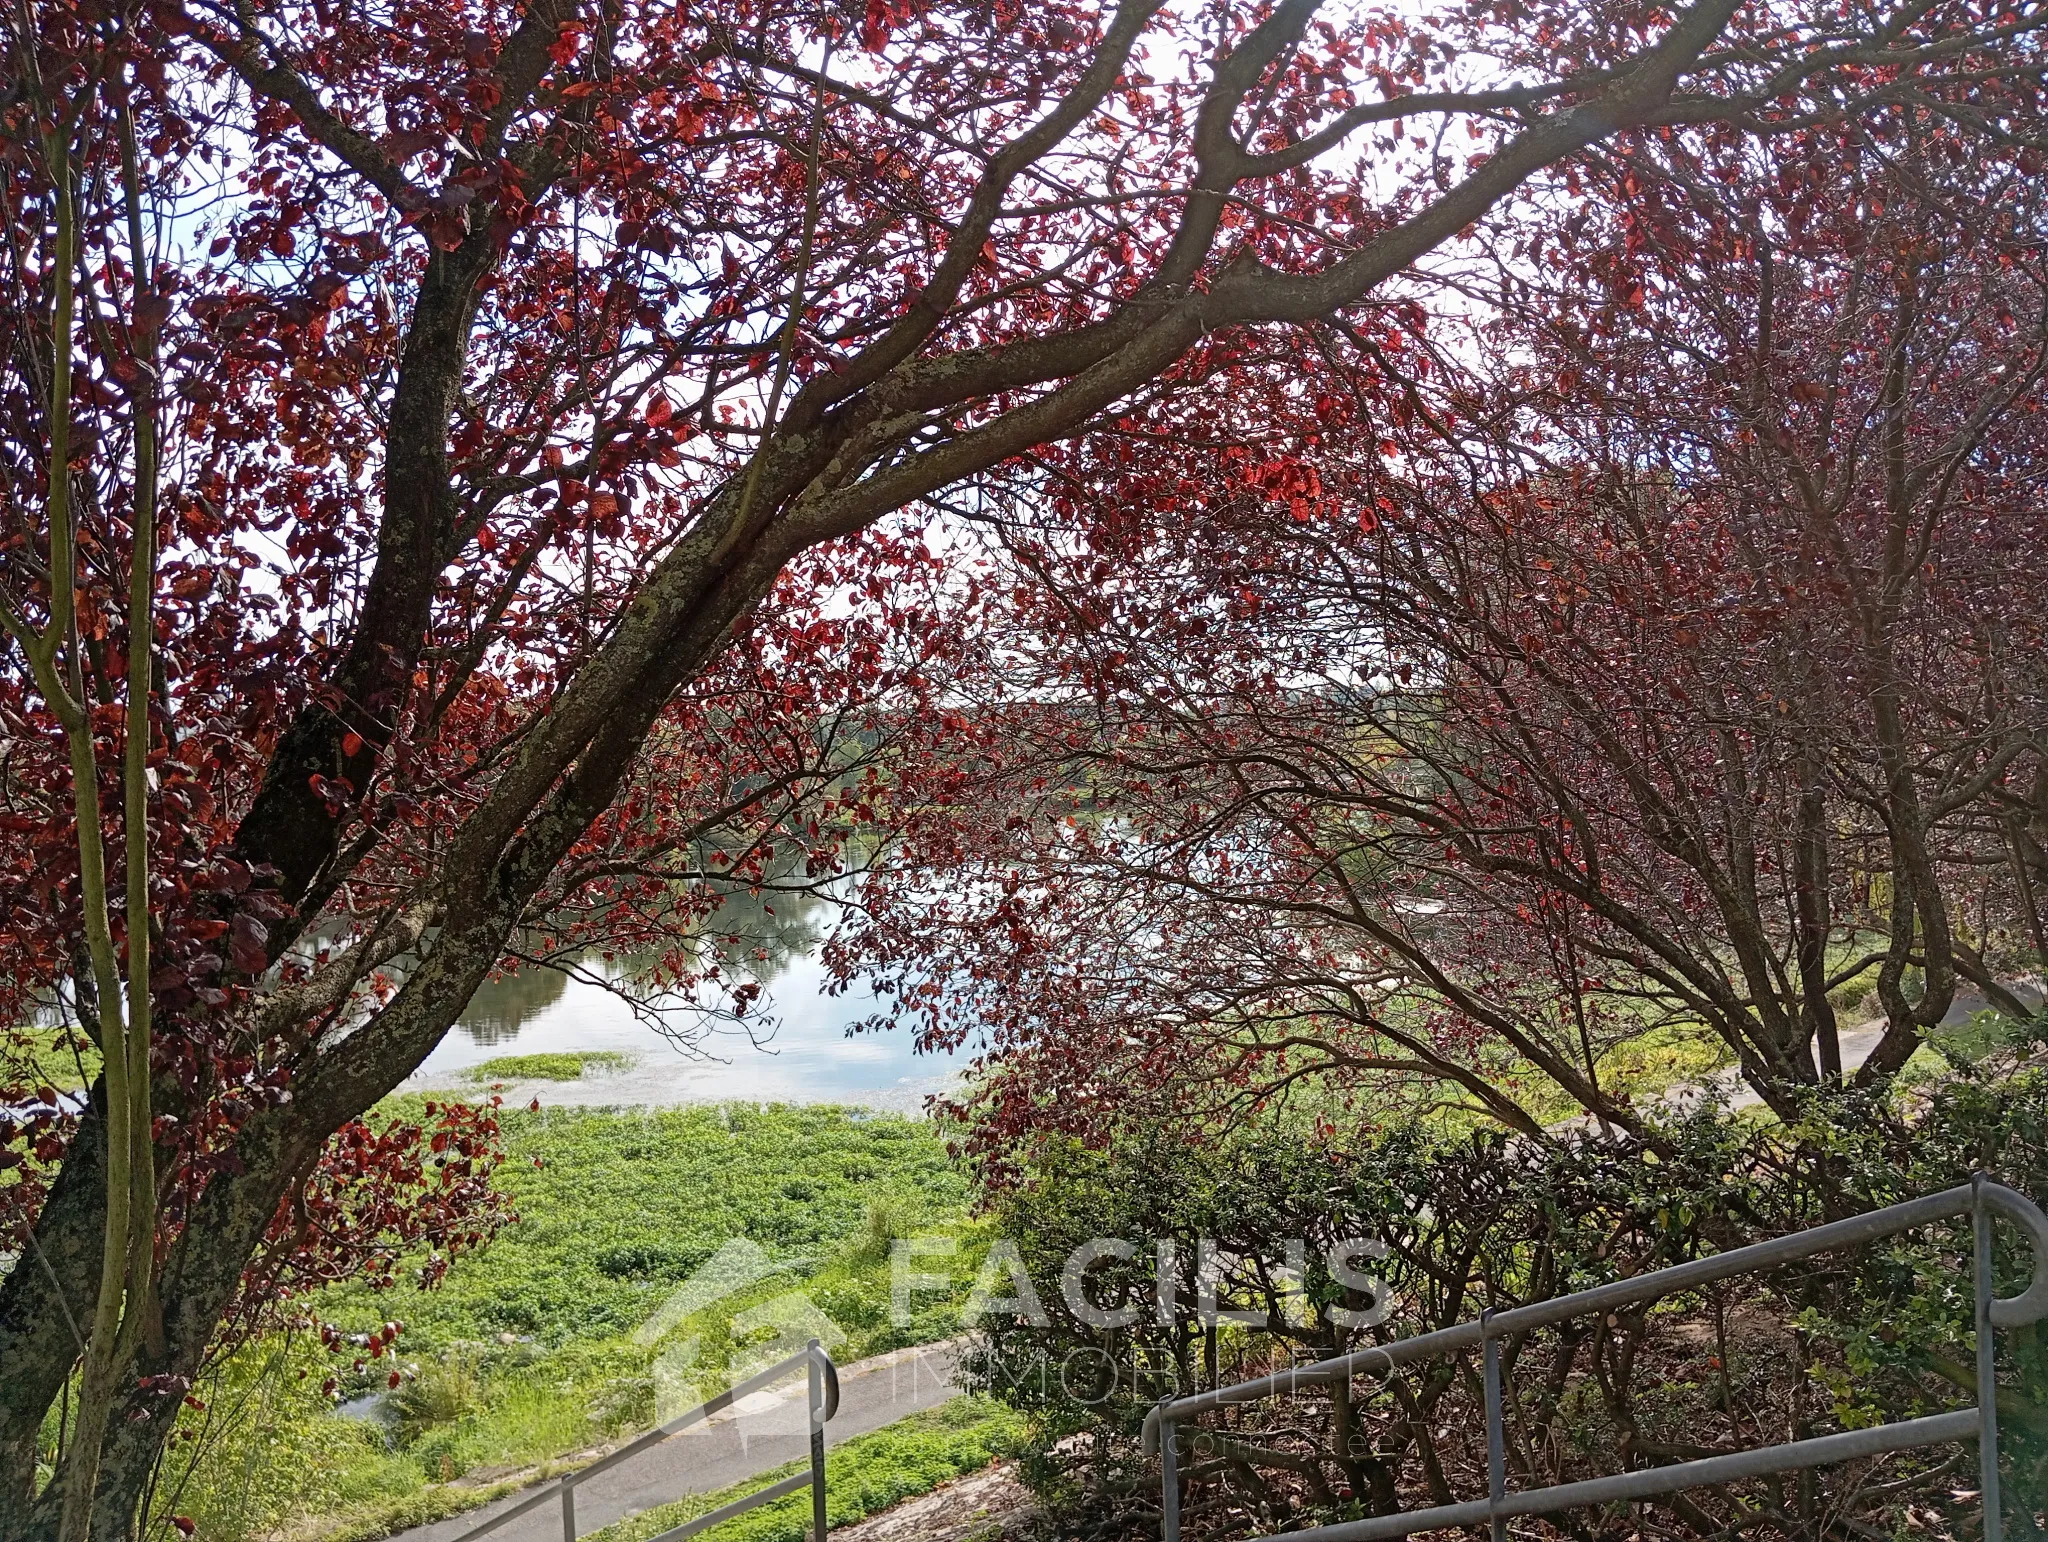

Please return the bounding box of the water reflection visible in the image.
[454,877,826,1050]
[460,965,570,1045]
[421,876,963,1105]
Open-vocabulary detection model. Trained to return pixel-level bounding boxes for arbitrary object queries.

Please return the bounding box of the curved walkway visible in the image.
[387,1340,964,1542]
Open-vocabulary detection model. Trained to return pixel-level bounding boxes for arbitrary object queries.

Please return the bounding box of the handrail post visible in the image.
[449,1342,842,1542]
[1975,1176,2004,1542]
[1159,1401,1180,1542]
[1481,1309,1504,1542]
[808,1339,829,1542]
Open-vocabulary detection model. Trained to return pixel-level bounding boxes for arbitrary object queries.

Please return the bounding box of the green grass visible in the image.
[161,1103,991,1542]
[318,1101,983,1361]
[2,1025,101,1091]
[314,1474,540,1542]
[1593,1021,1733,1097]
[583,1398,1024,1542]
[463,1051,633,1083]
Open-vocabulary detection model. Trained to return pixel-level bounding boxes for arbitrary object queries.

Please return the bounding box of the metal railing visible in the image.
[454,1339,841,1542]
[1142,1178,2048,1542]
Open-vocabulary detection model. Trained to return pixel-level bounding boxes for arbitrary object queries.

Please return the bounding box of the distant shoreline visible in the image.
[398,1061,964,1116]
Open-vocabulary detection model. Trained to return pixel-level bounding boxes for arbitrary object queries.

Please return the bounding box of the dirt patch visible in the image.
[829,1463,1039,1542]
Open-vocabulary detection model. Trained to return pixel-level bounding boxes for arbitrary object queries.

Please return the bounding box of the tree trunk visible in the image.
[0,1100,106,1533]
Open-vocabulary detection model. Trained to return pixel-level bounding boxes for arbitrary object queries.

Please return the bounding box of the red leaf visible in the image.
[230,914,270,975]
[861,0,892,50]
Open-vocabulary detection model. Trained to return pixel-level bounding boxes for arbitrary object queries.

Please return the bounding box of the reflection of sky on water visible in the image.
[407,884,965,1105]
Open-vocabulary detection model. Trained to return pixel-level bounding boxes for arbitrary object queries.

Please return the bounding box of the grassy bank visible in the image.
[163,1101,990,1542]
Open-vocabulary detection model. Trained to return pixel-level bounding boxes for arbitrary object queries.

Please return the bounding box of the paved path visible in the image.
[389,1340,963,1542]
[1644,984,2042,1121]
[1549,984,2044,1133]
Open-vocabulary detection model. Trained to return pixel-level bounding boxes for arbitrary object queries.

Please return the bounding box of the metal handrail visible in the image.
[452,1339,841,1542]
[1141,1178,2048,1542]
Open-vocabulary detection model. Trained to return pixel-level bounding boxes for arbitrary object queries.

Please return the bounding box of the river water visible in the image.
[400,888,967,1111]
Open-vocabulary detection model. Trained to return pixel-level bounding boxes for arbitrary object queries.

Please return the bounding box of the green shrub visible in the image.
[1826,977,1872,1015]
[852,1195,912,1264]
[1926,1007,2047,1069]
[391,1352,485,1446]
[961,1071,2048,1541]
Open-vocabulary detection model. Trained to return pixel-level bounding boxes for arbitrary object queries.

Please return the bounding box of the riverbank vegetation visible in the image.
[462,1052,634,1084]
[133,1103,984,1542]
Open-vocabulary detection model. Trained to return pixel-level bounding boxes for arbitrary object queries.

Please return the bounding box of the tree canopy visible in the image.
[3,0,2047,1535]
[843,121,2048,1155]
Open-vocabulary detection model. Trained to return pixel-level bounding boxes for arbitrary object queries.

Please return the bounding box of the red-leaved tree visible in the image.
[834,115,2048,1156]
[2,0,2045,1535]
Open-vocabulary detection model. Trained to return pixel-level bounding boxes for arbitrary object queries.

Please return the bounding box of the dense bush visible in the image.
[964,1053,2048,1540]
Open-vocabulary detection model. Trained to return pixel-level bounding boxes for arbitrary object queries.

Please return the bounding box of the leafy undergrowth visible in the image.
[582,1398,1025,1542]
[162,1102,990,1542]
[463,1050,634,1082]
[317,1100,987,1368]
[1592,1021,1734,1094]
